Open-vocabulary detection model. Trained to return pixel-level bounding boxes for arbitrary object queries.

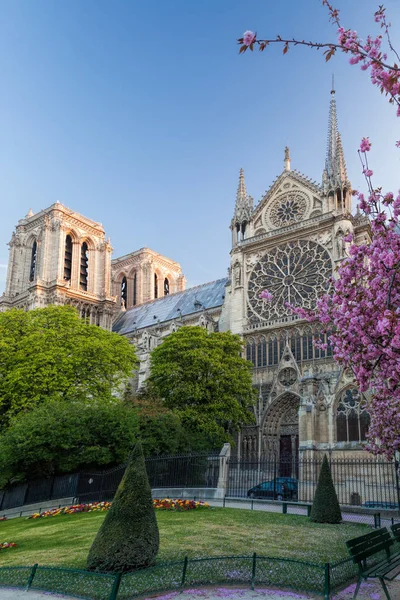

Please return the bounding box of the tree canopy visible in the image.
[0,400,139,485]
[147,326,256,446]
[0,305,137,424]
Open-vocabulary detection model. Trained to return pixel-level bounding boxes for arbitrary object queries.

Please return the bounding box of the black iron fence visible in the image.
[0,452,221,511]
[1,452,399,514]
[228,456,400,510]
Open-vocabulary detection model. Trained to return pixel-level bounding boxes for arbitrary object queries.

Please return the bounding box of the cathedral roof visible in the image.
[113,277,229,335]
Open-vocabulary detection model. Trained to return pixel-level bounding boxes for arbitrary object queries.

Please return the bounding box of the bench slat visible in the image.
[347,528,389,550]
[391,523,400,542]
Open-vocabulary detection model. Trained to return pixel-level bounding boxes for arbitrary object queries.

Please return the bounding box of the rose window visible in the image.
[269,192,308,228]
[278,367,297,387]
[247,240,332,324]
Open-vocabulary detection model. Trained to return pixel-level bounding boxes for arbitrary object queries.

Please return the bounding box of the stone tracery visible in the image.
[247,239,332,324]
[268,191,308,228]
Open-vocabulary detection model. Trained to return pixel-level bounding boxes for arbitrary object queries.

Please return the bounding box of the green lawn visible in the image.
[0,508,368,569]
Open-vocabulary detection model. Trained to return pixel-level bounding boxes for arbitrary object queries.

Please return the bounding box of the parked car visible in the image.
[247,477,298,500]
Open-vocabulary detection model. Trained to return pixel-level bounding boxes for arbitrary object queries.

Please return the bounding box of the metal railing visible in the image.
[0,550,379,600]
[1,452,399,514]
[0,452,221,511]
[227,456,400,510]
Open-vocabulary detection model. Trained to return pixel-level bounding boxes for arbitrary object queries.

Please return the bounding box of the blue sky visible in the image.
[0,0,399,293]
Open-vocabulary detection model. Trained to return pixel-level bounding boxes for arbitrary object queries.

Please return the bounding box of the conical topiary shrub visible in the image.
[310,454,342,524]
[87,442,159,572]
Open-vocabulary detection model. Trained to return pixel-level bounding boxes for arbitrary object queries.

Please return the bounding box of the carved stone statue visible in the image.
[234,262,241,287]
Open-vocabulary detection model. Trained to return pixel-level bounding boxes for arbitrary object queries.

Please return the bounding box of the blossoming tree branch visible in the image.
[250,2,400,458]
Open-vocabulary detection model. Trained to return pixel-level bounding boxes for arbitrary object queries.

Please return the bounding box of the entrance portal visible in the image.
[262,393,299,477]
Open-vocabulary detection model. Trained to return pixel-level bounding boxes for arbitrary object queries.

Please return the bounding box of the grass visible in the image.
[0,507,368,569]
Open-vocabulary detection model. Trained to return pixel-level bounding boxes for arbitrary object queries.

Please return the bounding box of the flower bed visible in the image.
[0,542,16,550]
[28,498,210,519]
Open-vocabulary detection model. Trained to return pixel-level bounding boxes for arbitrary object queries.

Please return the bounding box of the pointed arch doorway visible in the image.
[262,392,299,478]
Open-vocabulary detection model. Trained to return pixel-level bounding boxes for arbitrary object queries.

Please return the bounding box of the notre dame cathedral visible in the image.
[0,90,372,466]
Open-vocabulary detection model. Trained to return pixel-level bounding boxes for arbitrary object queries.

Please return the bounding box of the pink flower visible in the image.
[242,30,256,46]
[259,290,273,302]
[363,168,373,177]
[360,137,371,152]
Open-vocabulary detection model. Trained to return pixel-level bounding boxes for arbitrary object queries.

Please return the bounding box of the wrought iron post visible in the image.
[108,573,122,600]
[394,455,400,515]
[26,564,38,591]
[181,556,188,589]
[324,562,330,600]
[251,552,257,590]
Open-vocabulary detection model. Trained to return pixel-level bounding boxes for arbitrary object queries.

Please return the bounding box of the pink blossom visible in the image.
[259,289,273,302]
[360,138,372,152]
[243,31,256,46]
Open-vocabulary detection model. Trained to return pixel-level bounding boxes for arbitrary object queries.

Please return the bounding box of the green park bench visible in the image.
[346,527,400,600]
[391,521,400,542]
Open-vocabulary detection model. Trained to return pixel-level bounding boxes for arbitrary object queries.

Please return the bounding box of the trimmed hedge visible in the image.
[87,442,159,572]
[310,454,342,524]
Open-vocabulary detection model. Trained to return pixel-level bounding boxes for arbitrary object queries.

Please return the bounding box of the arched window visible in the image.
[257,338,267,367]
[267,335,278,365]
[164,277,170,296]
[29,240,37,282]
[246,339,256,366]
[302,328,314,361]
[290,330,301,361]
[326,331,333,357]
[121,276,127,307]
[336,388,370,443]
[154,273,158,299]
[133,272,137,306]
[80,242,89,291]
[64,235,72,281]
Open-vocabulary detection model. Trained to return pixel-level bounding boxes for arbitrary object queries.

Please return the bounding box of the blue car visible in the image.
[247,477,298,500]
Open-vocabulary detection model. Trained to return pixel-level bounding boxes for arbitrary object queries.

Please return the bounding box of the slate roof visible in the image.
[113,278,229,336]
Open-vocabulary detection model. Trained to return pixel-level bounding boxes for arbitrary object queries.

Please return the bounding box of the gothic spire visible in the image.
[236,168,247,207]
[231,168,253,245]
[322,85,351,211]
[324,86,348,182]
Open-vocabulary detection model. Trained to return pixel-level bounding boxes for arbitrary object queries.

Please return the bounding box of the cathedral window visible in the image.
[290,330,301,362]
[164,277,169,296]
[326,331,333,357]
[80,242,89,291]
[133,272,137,306]
[29,240,37,282]
[302,328,314,361]
[154,273,158,299]
[64,235,72,281]
[246,339,256,366]
[121,276,127,307]
[257,338,267,367]
[336,388,370,443]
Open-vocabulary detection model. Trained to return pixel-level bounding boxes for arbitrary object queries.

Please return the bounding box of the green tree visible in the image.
[310,455,342,524]
[127,393,216,454]
[0,400,139,485]
[87,442,159,572]
[147,326,256,445]
[0,305,137,424]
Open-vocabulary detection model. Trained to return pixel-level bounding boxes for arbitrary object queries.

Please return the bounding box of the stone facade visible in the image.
[0,202,186,330]
[0,90,375,472]
[220,90,371,465]
[112,247,186,310]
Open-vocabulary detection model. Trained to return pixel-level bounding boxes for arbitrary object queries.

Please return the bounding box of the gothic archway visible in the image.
[262,392,299,477]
